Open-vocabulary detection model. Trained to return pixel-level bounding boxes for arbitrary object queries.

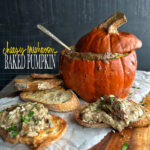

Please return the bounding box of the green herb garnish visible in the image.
[132,86,140,89]
[102,95,106,98]
[121,133,125,137]
[62,100,68,103]
[110,97,114,104]
[132,86,136,88]
[34,104,39,109]
[108,107,113,112]
[119,103,122,108]
[21,115,30,123]
[22,117,30,122]
[139,102,146,106]
[34,120,39,125]
[6,125,17,132]
[129,93,132,95]
[28,111,34,117]
[123,53,128,57]
[6,125,19,138]
[96,109,100,112]
[122,142,129,150]
[10,131,19,138]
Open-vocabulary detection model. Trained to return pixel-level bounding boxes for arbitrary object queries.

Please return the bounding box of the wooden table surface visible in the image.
[0,76,150,150]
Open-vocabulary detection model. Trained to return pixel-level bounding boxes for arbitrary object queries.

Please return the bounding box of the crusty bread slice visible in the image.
[0,114,67,150]
[75,101,150,129]
[30,73,60,79]
[75,104,110,128]
[20,87,80,112]
[14,77,63,91]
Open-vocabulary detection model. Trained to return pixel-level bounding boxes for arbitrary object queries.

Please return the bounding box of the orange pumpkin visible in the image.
[59,12,142,103]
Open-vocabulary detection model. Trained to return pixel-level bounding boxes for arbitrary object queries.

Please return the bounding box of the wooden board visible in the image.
[89,93,150,150]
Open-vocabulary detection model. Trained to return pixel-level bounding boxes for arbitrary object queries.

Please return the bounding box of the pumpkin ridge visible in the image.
[109,34,115,94]
[82,29,100,53]
[89,30,104,53]
[97,33,102,53]
[71,56,75,90]
[89,31,100,53]
[107,34,112,94]
[85,32,95,52]
[97,29,109,53]
[109,32,112,53]
[92,31,104,53]
[94,60,97,101]
[120,57,125,97]
[109,33,113,53]
[117,33,125,53]
[103,32,111,53]
[108,61,111,96]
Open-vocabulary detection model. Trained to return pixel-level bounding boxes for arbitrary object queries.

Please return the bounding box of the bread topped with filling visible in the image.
[75,95,150,132]
[0,102,67,150]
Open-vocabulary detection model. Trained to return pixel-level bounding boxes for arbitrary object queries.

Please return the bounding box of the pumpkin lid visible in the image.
[76,12,142,54]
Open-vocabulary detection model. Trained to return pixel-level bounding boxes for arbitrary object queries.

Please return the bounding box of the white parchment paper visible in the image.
[0,70,150,150]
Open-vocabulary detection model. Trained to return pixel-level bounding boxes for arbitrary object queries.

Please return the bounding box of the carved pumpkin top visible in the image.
[76,12,142,54]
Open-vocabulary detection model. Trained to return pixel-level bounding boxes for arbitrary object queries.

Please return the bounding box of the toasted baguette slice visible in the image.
[75,101,150,129]
[0,114,67,150]
[14,77,63,91]
[75,104,110,128]
[20,87,80,112]
[30,73,60,79]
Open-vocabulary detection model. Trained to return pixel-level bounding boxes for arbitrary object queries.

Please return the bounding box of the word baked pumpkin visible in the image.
[59,12,142,103]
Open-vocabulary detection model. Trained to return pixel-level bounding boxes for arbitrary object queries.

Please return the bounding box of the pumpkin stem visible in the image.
[97,12,127,34]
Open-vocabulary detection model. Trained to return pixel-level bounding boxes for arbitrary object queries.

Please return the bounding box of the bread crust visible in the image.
[14,78,63,91]
[30,73,60,79]
[129,101,150,128]
[75,102,150,129]
[0,114,67,150]
[20,89,80,112]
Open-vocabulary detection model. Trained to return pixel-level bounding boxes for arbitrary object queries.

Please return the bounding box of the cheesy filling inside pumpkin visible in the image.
[80,95,145,131]
[64,48,129,61]
[0,102,53,138]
